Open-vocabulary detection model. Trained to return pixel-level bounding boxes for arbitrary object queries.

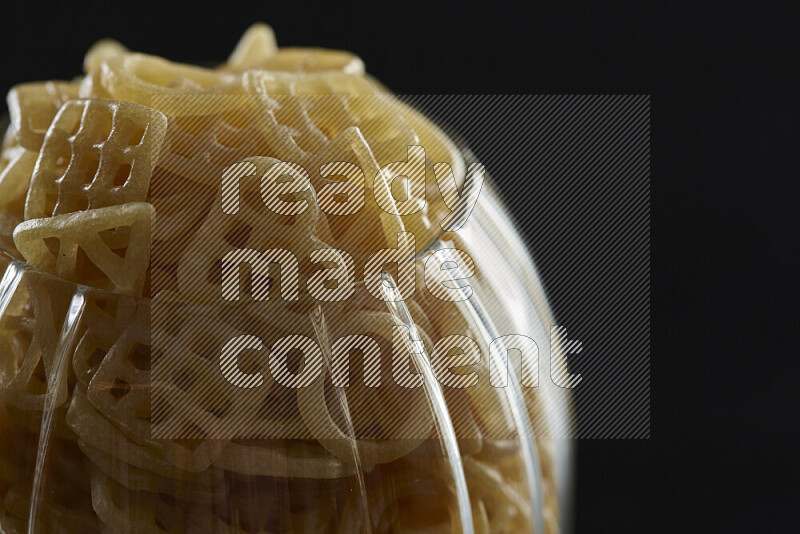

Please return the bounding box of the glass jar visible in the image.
[0,29,573,532]
[0,174,572,532]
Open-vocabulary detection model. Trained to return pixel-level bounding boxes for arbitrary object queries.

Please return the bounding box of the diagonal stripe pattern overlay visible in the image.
[150,94,650,440]
[400,95,650,439]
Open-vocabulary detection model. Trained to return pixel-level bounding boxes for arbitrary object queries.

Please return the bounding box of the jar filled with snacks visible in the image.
[0,24,572,534]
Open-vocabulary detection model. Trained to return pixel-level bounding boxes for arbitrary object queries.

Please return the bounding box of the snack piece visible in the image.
[0,267,75,410]
[89,468,235,534]
[14,202,154,296]
[246,48,365,75]
[79,439,221,494]
[79,39,128,99]
[24,99,166,220]
[72,291,139,392]
[100,53,240,111]
[221,23,277,72]
[84,298,151,440]
[0,148,37,212]
[83,39,128,74]
[7,81,80,151]
[154,95,277,185]
[150,290,317,440]
[69,389,224,475]
[214,440,356,479]
[220,23,363,75]
[0,146,37,254]
[174,158,320,303]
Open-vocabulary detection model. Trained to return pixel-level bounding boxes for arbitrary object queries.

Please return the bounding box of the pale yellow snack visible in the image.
[69,388,226,474]
[7,81,80,151]
[174,166,320,303]
[24,99,167,220]
[150,290,318,439]
[260,47,366,75]
[213,440,356,479]
[153,95,278,186]
[84,298,150,440]
[0,147,36,211]
[221,22,277,72]
[100,53,241,112]
[0,146,37,254]
[14,202,154,296]
[83,39,128,74]
[78,39,129,100]
[221,23,364,75]
[0,268,75,410]
[243,68,378,96]
[71,291,138,392]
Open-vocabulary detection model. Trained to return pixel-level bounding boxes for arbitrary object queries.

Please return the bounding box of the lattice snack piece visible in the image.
[14,202,154,296]
[243,69,378,97]
[0,266,76,410]
[154,95,278,186]
[7,81,80,151]
[214,439,356,479]
[150,291,318,443]
[79,295,227,471]
[0,147,37,212]
[0,146,37,254]
[174,160,320,303]
[83,298,150,438]
[72,293,131,392]
[24,98,167,220]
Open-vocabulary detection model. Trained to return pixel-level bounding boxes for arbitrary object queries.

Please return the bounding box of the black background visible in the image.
[1,1,796,532]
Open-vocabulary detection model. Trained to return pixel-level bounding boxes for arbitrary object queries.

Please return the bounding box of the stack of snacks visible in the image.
[0,24,562,533]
